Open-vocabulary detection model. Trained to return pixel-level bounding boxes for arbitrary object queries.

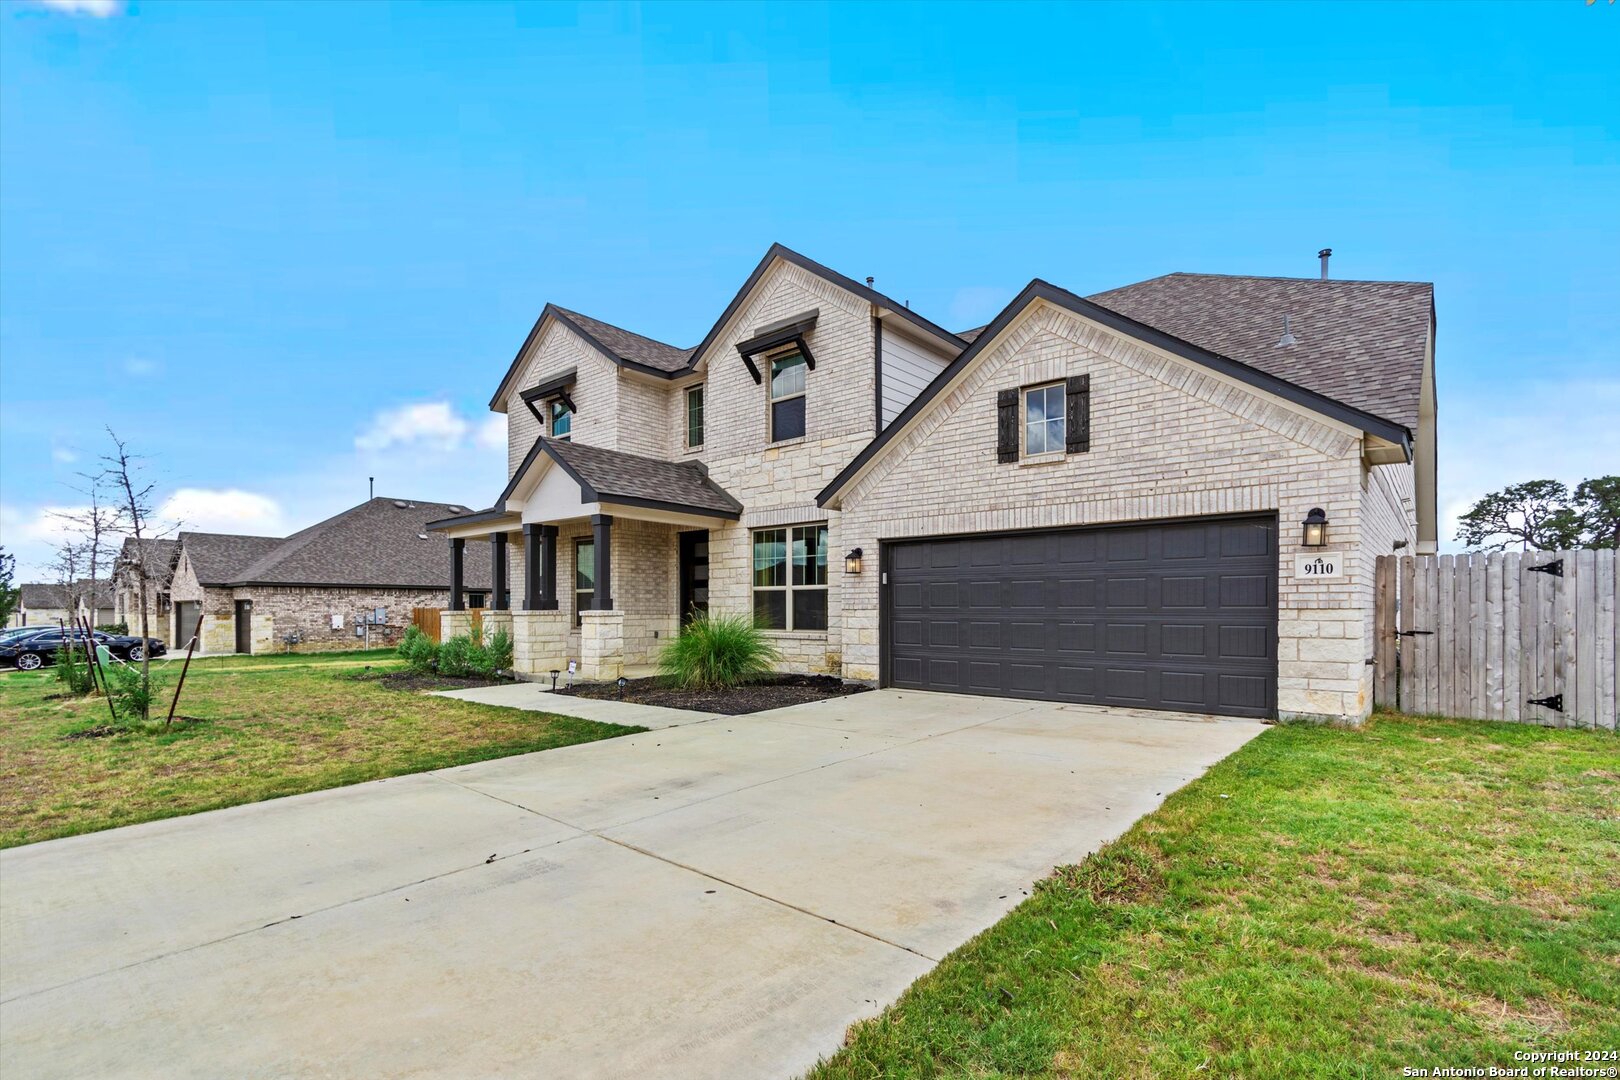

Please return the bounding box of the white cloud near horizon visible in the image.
[157,488,290,537]
[35,0,121,15]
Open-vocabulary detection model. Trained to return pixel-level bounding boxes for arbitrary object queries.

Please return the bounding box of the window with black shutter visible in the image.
[1065,374,1091,453]
[996,389,1019,462]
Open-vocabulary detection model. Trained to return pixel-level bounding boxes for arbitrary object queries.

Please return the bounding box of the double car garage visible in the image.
[882,515,1279,719]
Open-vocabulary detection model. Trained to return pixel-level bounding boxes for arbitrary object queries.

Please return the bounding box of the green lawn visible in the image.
[0,651,637,848]
[814,715,1620,1079]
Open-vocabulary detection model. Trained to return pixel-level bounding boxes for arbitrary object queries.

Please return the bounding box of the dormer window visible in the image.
[551,398,572,440]
[769,350,807,443]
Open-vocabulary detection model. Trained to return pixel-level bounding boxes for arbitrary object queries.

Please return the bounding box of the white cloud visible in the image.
[475,413,508,451]
[35,0,121,15]
[157,488,288,537]
[354,401,471,453]
[51,446,78,464]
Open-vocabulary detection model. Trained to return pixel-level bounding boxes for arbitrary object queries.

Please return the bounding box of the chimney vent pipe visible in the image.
[1318,248,1332,280]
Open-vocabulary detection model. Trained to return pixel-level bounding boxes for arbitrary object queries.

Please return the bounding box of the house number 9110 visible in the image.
[1294,552,1344,579]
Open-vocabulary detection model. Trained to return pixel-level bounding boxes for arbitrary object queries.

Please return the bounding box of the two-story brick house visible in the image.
[430,244,1435,723]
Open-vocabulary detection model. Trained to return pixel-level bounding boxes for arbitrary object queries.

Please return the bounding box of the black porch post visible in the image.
[591,514,613,610]
[522,524,541,610]
[538,524,558,610]
[490,532,509,610]
[448,538,465,611]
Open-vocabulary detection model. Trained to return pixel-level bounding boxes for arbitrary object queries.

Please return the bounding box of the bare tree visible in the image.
[49,540,89,624]
[102,429,163,721]
[53,471,124,629]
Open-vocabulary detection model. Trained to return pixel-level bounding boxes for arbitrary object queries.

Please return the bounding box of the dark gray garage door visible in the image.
[884,516,1277,718]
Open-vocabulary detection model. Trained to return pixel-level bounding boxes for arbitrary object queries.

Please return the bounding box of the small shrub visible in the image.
[487,627,513,674]
[658,614,780,690]
[104,662,165,725]
[97,622,129,635]
[397,625,439,674]
[54,640,96,696]
[437,634,475,678]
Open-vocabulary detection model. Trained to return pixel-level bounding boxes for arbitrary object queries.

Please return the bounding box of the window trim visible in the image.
[685,385,705,449]
[766,348,808,444]
[1021,381,1067,459]
[573,538,594,626]
[751,523,828,633]
[550,397,573,441]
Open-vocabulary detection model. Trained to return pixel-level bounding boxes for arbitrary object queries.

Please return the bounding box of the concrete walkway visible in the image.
[0,690,1267,1079]
[435,680,717,728]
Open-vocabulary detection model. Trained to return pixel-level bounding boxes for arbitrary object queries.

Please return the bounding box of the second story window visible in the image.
[1023,382,1065,457]
[550,398,572,440]
[769,350,806,443]
[686,385,704,448]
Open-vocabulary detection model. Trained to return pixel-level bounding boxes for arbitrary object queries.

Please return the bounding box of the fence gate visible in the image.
[1374,550,1616,730]
[411,607,441,643]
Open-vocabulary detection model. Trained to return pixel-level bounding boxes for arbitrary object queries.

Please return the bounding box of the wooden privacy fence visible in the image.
[1374,550,1616,730]
[411,607,441,643]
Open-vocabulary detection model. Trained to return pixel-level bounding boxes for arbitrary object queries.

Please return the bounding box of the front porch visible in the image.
[429,438,738,682]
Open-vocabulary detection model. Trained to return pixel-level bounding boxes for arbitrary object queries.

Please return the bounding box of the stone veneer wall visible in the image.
[236,585,452,654]
[835,300,1415,723]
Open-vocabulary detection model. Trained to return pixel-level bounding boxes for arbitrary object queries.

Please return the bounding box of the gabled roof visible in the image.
[228,498,492,589]
[488,243,969,408]
[495,437,743,520]
[1087,273,1432,429]
[18,581,113,609]
[818,278,1419,508]
[178,532,284,586]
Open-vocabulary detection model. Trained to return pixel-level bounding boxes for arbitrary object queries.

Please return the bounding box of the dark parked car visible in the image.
[1,627,167,670]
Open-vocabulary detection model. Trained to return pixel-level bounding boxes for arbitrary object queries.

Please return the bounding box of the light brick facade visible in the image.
[440,251,1428,724]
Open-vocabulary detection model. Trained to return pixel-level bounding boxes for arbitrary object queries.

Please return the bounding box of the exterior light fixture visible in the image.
[616,676,628,700]
[844,548,864,575]
[549,669,560,690]
[1301,507,1329,548]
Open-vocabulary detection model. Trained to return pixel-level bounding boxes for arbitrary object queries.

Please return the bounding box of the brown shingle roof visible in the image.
[542,439,743,517]
[18,581,113,610]
[1086,273,1432,429]
[179,532,284,586]
[552,306,694,374]
[229,499,493,589]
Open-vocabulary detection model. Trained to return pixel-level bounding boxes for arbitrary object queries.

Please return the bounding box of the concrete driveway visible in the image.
[0,690,1266,1079]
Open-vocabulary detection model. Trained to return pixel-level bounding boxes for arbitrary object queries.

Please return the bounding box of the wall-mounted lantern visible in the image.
[1301,507,1329,549]
[844,548,864,575]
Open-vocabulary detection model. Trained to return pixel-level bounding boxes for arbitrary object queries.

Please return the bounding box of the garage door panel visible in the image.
[886,516,1277,719]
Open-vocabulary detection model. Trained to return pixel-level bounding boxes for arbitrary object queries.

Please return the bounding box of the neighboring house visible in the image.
[112,537,182,638]
[164,499,493,655]
[9,582,115,629]
[429,243,1435,723]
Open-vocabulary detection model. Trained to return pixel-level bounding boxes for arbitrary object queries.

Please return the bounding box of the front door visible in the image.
[678,530,710,624]
[234,600,253,654]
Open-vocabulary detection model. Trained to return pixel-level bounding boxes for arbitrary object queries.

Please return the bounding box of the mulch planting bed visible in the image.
[554,673,869,715]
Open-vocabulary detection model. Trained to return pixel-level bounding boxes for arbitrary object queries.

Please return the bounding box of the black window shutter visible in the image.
[996,389,1019,463]
[1065,374,1090,453]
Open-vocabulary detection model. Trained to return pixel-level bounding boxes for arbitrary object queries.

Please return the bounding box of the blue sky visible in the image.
[2,0,1616,576]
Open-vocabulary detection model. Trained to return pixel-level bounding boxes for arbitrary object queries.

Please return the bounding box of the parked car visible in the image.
[0,627,167,670]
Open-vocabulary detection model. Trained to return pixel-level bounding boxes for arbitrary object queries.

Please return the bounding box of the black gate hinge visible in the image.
[1397,630,1434,637]
[1527,694,1564,712]
[1528,559,1563,578]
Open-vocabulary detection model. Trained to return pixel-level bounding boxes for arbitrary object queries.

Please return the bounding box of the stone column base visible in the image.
[510,610,571,676]
[578,610,625,682]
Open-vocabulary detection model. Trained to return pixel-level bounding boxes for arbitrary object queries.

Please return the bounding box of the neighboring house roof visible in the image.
[818,277,1421,508]
[494,438,743,520]
[18,581,114,610]
[228,498,493,589]
[178,532,284,586]
[489,243,971,407]
[1087,273,1432,430]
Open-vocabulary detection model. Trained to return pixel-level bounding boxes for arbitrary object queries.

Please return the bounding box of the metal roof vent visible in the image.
[393,500,408,508]
[1275,314,1298,348]
[418,533,429,540]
